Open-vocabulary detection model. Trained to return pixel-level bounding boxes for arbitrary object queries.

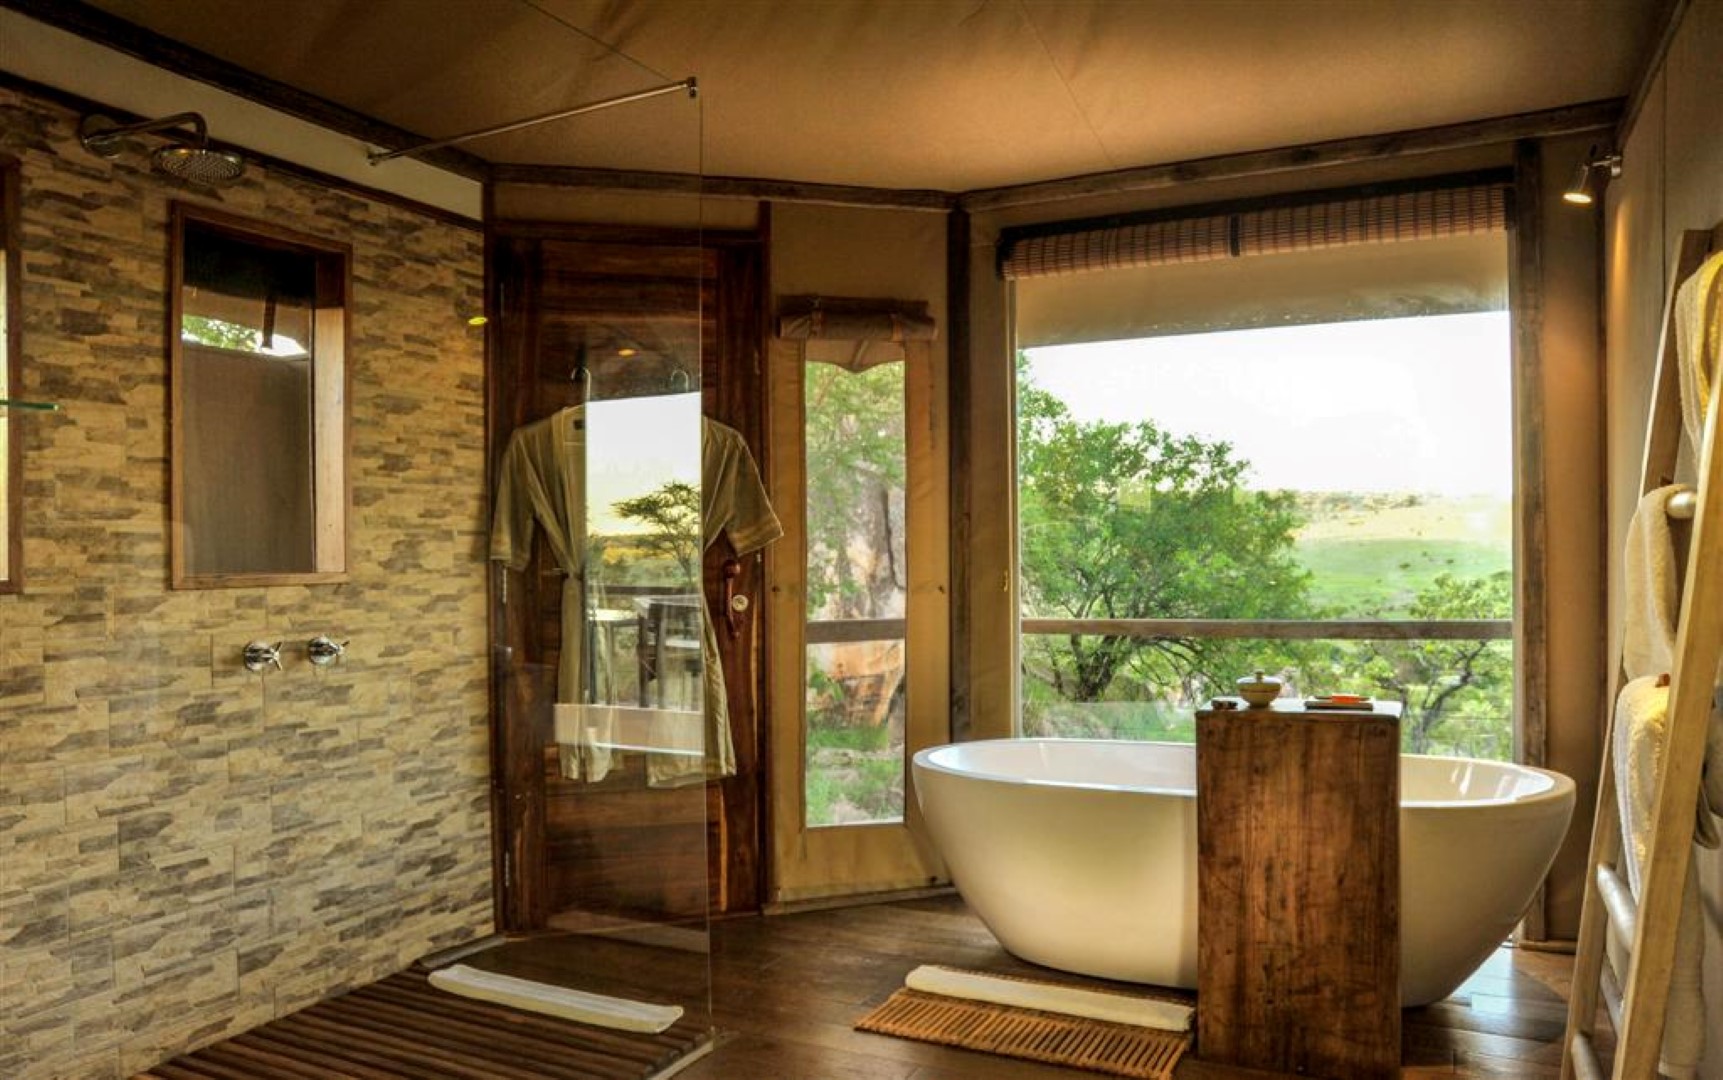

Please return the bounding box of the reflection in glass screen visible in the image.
[584,391,702,711]
[586,392,701,538]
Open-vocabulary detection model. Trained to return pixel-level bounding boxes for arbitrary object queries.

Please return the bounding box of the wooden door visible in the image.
[765,334,951,903]
[488,226,768,932]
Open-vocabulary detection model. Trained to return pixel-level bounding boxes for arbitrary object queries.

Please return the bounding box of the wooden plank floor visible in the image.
[691,895,1586,1079]
[133,966,713,1080]
[138,894,1590,1079]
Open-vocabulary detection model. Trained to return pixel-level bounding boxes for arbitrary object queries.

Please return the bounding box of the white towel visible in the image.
[903,965,1192,1032]
[1709,683,1723,823]
[1610,677,1706,1078]
[427,963,683,1033]
[1623,485,1686,681]
[1675,249,1723,826]
[1616,678,1704,894]
[1615,470,1723,1077]
[1688,251,1723,826]
[1675,250,1723,455]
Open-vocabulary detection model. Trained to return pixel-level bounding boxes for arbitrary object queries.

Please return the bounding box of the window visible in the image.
[803,343,910,826]
[765,298,951,902]
[171,204,349,587]
[1009,177,1517,760]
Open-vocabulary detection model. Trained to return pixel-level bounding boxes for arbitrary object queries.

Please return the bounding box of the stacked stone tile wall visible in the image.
[0,84,492,1078]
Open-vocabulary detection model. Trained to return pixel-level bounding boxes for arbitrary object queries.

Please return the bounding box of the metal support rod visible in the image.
[367,77,697,165]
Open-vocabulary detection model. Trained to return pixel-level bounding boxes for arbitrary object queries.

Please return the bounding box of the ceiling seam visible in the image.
[519,0,674,82]
[1011,0,1115,171]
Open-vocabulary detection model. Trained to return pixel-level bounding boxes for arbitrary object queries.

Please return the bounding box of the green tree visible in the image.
[1357,571,1514,755]
[804,361,905,618]
[181,315,263,351]
[1017,366,1314,703]
[612,480,701,582]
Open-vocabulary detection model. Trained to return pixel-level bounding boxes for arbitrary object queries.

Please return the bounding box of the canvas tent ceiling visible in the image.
[63,0,1656,193]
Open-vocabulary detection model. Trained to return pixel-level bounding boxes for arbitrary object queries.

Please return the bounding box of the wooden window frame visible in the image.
[1005,169,1542,769]
[169,202,352,589]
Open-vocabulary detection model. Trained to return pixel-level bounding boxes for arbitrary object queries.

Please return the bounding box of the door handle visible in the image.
[721,558,744,637]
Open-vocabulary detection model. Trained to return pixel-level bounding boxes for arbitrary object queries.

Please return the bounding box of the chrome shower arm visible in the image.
[76,110,245,186]
[80,111,210,154]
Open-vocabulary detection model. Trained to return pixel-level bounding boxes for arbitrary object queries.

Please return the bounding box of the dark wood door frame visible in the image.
[701,208,772,916]
[485,218,770,932]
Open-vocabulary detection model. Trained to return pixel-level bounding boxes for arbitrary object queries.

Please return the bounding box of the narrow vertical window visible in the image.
[803,343,908,826]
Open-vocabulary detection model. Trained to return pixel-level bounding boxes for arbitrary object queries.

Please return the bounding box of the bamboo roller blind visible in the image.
[1000,180,1509,280]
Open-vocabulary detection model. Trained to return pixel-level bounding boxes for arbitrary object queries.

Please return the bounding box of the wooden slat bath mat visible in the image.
[855,971,1192,1079]
[132,967,711,1080]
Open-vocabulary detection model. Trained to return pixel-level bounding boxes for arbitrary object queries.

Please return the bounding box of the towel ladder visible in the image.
[1562,221,1723,1080]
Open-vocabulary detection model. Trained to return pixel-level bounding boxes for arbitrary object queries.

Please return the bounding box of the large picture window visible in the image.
[1008,176,1516,759]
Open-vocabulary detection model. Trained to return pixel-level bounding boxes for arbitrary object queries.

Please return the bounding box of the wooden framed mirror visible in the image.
[169,203,350,588]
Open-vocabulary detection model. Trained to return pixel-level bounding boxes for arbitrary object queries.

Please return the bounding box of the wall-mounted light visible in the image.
[465,314,488,327]
[1563,148,1623,207]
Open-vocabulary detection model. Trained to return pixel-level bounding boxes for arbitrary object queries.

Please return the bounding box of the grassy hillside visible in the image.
[1290,493,1511,616]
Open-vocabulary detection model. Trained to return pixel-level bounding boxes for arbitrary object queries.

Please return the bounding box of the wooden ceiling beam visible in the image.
[490,164,957,213]
[959,99,1625,214]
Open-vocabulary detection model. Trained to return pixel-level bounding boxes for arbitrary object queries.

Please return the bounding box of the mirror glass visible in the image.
[171,204,349,587]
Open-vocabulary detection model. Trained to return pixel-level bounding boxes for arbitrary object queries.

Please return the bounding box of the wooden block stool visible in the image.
[1195,699,1402,1079]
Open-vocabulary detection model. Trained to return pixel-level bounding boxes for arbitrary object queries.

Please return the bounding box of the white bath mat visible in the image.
[906,964,1192,1031]
[857,966,1193,1079]
[428,963,684,1033]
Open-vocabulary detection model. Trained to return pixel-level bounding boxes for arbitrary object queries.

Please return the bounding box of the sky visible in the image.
[585,391,701,535]
[1021,312,1512,497]
[579,311,1513,538]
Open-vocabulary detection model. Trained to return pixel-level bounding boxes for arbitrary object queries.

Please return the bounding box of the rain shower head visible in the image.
[152,143,246,185]
[78,112,246,186]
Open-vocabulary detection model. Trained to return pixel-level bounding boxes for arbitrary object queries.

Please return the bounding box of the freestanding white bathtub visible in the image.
[911,738,1575,1007]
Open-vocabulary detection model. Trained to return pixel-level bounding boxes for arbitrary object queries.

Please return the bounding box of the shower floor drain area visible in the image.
[131,967,711,1080]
